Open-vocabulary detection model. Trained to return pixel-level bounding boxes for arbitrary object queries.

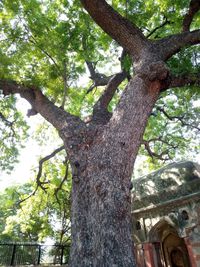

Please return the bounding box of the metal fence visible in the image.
[0,243,70,266]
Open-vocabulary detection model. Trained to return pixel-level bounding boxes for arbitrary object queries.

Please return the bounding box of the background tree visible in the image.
[0,0,199,266]
[0,154,71,245]
[0,155,71,264]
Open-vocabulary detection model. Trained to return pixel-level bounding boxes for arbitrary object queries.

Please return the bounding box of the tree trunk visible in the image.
[70,159,135,267]
[69,76,161,267]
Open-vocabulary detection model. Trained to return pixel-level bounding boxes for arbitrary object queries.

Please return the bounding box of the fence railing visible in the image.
[0,243,70,266]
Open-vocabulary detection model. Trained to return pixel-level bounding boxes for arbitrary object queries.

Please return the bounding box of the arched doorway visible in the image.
[163,233,190,267]
[148,219,191,267]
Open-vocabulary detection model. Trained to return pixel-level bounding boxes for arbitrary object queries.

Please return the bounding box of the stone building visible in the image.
[132,161,200,267]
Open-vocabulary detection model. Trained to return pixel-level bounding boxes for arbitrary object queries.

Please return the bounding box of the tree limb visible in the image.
[80,0,148,58]
[161,72,200,90]
[86,61,114,93]
[36,146,65,191]
[86,49,130,95]
[92,71,127,124]
[156,29,200,60]
[94,71,127,111]
[142,137,178,161]
[86,61,98,79]
[0,79,84,132]
[18,146,65,204]
[182,0,200,32]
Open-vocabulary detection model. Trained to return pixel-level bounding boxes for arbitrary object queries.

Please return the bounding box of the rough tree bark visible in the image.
[1,0,200,266]
[68,76,162,266]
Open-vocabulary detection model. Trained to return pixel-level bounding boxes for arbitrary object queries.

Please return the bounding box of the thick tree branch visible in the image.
[94,71,127,111]
[0,79,84,131]
[86,61,98,79]
[182,0,200,32]
[80,0,148,58]
[161,72,200,91]
[156,30,200,60]
[92,71,127,124]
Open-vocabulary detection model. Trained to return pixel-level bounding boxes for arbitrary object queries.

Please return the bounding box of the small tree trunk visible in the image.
[69,76,161,267]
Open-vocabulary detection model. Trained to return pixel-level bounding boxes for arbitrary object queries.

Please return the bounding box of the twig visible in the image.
[36,146,65,190]
[86,61,114,93]
[146,16,171,38]
[157,107,200,131]
[0,111,13,127]
[61,61,69,109]
[55,158,69,205]
[142,137,178,161]
[0,112,16,136]
[18,17,62,76]
[18,145,65,204]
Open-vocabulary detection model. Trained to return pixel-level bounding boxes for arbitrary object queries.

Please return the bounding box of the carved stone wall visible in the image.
[132,161,200,267]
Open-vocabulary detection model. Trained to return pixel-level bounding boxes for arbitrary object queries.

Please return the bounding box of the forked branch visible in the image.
[81,0,200,65]
[86,48,130,94]
[92,71,127,124]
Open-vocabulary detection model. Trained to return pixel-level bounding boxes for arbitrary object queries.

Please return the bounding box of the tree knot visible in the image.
[137,61,169,82]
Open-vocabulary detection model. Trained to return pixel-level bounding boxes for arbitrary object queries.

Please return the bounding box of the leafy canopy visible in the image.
[0,0,199,172]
